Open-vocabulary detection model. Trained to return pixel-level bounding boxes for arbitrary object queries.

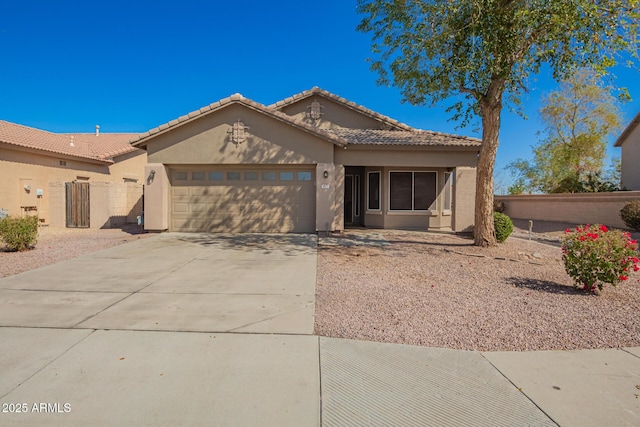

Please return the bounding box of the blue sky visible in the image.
[1,1,638,191]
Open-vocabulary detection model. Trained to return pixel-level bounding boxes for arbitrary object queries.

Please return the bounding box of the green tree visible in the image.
[357,0,639,246]
[508,69,625,193]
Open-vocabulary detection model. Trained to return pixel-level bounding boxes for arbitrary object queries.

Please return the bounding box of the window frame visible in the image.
[366,171,382,212]
[443,171,453,213]
[388,170,438,213]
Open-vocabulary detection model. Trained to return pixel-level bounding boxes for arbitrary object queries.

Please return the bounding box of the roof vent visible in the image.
[95,125,100,136]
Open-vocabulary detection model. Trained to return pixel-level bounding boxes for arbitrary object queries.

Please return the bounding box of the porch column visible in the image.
[315,163,344,232]
[453,166,476,232]
[144,164,169,231]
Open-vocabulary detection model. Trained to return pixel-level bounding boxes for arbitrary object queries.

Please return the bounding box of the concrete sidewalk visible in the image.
[1,234,639,425]
[2,328,639,426]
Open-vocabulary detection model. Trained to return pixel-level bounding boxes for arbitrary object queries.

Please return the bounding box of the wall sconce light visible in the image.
[323,170,329,179]
[24,185,31,192]
[147,169,156,185]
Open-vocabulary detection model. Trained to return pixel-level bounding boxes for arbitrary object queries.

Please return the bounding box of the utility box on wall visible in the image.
[19,178,37,209]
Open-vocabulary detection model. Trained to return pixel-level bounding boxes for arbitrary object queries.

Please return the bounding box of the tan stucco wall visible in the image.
[335,146,478,168]
[333,165,345,231]
[144,164,169,231]
[0,145,146,225]
[146,104,334,165]
[620,125,640,190]
[315,163,344,232]
[48,181,143,229]
[494,192,640,230]
[453,167,476,232]
[278,97,387,130]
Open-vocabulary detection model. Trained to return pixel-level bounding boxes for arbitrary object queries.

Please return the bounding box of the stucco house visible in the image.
[615,111,640,190]
[132,88,480,233]
[0,120,146,227]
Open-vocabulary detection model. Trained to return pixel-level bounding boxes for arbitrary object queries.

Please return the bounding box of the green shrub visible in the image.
[0,215,39,251]
[620,200,640,231]
[562,224,639,292]
[493,211,513,243]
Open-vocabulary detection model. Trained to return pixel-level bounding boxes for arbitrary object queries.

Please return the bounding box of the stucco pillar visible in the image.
[316,163,344,232]
[333,165,345,231]
[453,166,476,232]
[144,164,169,231]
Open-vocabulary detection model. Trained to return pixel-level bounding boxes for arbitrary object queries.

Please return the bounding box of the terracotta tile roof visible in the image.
[130,93,350,148]
[270,87,415,131]
[0,120,141,163]
[327,128,482,147]
[62,133,142,159]
[615,110,640,147]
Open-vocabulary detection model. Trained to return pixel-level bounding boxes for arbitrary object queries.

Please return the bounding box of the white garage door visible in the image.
[170,167,316,232]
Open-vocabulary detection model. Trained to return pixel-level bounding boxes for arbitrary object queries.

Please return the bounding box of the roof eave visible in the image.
[270,87,415,131]
[131,95,349,149]
[344,143,481,150]
[0,141,114,164]
[615,111,640,147]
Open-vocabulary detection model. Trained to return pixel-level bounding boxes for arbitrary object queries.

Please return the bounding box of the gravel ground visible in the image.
[0,225,152,278]
[314,230,640,352]
[3,225,638,352]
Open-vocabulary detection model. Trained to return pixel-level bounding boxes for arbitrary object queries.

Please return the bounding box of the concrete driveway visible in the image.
[0,233,317,334]
[0,233,320,427]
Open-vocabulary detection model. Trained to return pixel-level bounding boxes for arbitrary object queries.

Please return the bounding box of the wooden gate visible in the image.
[65,182,90,228]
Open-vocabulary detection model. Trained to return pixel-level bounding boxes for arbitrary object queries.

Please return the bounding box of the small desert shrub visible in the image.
[562,224,639,292]
[493,211,513,243]
[620,200,640,231]
[0,215,39,251]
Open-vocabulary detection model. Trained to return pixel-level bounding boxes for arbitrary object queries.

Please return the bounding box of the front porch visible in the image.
[340,165,472,232]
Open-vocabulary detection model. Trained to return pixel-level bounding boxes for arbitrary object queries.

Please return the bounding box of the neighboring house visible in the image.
[132,87,480,233]
[615,111,640,190]
[0,120,146,227]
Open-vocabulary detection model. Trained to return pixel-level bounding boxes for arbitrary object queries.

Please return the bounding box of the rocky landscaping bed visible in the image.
[314,230,640,351]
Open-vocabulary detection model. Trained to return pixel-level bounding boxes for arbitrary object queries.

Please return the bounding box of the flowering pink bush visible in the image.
[562,224,639,292]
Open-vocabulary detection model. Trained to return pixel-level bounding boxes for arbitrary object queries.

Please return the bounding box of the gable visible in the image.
[271,87,414,131]
[276,96,390,130]
[145,103,335,165]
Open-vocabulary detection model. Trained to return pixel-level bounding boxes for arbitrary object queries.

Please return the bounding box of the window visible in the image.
[174,171,188,181]
[389,171,437,211]
[192,171,205,181]
[367,171,381,211]
[262,172,276,181]
[444,172,453,211]
[227,171,241,181]
[297,171,312,181]
[209,171,223,181]
[354,175,361,217]
[244,171,259,181]
[280,171,294,181]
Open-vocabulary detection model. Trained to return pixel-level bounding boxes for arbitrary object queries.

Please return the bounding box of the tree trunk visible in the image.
[474,100,502,247]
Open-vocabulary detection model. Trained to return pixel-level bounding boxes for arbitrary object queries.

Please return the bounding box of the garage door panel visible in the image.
[172,203,189,213]
[170,168,315,233]
[172,187,189,197]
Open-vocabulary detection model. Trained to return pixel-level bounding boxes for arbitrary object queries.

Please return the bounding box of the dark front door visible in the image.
[65,182,90,228]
